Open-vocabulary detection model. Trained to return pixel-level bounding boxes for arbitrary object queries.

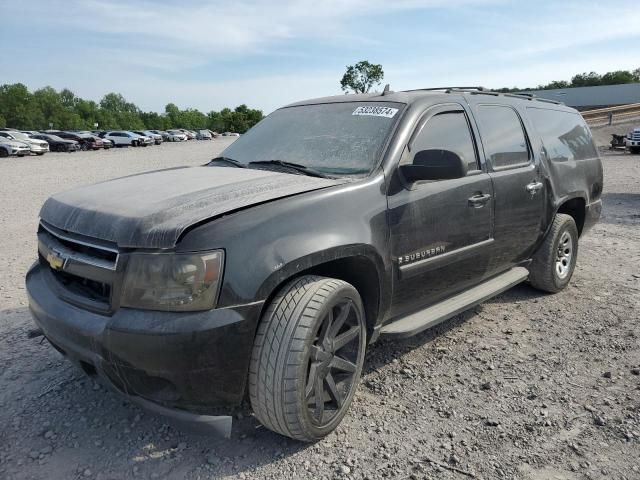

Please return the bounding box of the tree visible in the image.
[340,61,384,94]
[0,83,264,132]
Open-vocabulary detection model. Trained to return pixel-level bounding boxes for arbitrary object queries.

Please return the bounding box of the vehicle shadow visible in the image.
[362,282,543,376]
[3,284,548,478]
[1,306,309,479]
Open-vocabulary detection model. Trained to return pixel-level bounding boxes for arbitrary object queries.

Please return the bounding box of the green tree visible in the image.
[340,61,384,94]
[600,70,637,86]
[570,72,602,87]
[0,83,264,132]
[0,83,38,129]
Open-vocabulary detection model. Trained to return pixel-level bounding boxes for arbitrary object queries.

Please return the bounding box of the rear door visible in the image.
[467,100,545,270]
[387,103,494,318]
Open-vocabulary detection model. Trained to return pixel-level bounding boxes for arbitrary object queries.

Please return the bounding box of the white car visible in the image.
[0,137,31,157]
[166,130,188,142]
[0,131,49,155]
[136,130,163,145]
[102,131,148,147]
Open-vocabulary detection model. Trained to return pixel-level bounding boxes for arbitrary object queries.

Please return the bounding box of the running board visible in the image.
[380,267,529,339]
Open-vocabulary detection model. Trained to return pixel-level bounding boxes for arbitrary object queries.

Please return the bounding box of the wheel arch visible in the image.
[255,246,387,341]
[555,196,586,236]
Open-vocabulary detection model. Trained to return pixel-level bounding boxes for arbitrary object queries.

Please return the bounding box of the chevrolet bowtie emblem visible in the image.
[46,251,65,270]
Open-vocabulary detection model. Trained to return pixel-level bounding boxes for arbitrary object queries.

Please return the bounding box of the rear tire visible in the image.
[249,276,366,442]
[529,213,578,293]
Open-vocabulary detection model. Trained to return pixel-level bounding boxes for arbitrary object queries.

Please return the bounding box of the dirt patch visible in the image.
[0,147,638,480]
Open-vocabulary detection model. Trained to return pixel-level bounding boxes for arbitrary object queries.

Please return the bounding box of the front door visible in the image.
[387,104,494,318]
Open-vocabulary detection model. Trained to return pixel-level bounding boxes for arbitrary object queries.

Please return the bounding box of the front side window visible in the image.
[476,105,530,169]
[409,110,478,172]
[221,102,404,176]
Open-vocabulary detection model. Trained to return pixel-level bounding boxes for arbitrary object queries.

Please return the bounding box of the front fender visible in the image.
[177,174,391,310]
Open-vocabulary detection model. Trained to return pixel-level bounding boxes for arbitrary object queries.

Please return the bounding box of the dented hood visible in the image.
[40,166,345,248]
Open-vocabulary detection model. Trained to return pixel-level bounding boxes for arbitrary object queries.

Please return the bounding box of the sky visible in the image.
[2,0,640,114]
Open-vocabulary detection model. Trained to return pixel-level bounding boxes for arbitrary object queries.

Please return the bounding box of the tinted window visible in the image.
[476,105,529,168]
[526,107,597,161]
[221,102,403,175]
[410,111,478,171]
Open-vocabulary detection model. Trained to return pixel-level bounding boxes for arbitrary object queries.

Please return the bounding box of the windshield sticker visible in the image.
[352,106,399,118]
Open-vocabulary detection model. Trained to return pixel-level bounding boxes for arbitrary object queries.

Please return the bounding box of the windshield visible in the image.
[220,102,403,175]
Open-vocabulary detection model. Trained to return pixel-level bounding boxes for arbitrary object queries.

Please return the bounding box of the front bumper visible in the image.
[30,144,49,154]
[26,263,263,422]
[13,147,31,156]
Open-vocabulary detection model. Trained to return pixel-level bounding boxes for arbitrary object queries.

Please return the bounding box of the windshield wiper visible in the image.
[248,160,332,178]
[208,156,247,168]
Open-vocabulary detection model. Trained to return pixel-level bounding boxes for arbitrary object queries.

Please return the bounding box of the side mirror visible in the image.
[399,149,467,182]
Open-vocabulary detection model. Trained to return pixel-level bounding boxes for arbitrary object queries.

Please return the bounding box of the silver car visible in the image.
[0,137,31,157]
[0,131,49,155]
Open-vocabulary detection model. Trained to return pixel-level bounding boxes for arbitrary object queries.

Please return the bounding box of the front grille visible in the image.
[49,269,111,303]
[38,221,120,311]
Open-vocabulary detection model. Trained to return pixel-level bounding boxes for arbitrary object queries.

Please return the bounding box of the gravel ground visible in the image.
[0,140,639,480]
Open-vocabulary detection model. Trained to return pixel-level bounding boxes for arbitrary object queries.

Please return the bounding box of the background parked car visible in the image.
[196,129,213,140]
[133,132,153,147]
[100,138,114,149]
[54,132,103,150]
[148,130,169,141]
[135,130,163,145]
[0,131,49,155]
[30,133,80,152]
[101,131,150,147]
[77,132,110,149]
[0,137,31,157]
[166,130,188,142]
[178,129,196,140]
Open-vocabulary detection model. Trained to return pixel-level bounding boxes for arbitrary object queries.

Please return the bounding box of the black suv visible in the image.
[27,88,603,441]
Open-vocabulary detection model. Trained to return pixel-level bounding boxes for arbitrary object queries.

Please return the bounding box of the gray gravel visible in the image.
[0,140,639,480]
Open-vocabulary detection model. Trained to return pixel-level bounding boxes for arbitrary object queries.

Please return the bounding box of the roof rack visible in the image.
[402,87,565,105]
[405,86,489,93]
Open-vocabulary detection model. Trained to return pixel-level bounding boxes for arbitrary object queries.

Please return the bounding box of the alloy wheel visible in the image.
[555,230,573,279]
[305,299,364,427]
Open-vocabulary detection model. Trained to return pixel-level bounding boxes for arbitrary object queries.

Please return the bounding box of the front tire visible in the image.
[529,213,578,293]
[249,276,366,442]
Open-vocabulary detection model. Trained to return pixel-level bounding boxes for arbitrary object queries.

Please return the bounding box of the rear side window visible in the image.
[526,107,598,161]
[476,105,530,169]
[410,111,478,172]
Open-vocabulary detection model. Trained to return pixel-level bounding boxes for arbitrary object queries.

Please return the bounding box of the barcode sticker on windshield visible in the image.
[352,106,398,118]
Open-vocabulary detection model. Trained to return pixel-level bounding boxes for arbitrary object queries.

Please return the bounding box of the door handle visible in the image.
[526,181,544,194]
[468,193,491,208]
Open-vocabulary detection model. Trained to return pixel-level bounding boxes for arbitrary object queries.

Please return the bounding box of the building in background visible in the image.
[521,83,640,111]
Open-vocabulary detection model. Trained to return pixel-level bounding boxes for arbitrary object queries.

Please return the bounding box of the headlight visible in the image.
[121,250,224,311]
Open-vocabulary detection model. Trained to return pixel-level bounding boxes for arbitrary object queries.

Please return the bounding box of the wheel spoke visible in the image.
[319,309,333,344]
[313,370,325,421]
[330,355,357,373]
[333,325,360,351]
[305,362,319,399]
[325,372,343,408]
[329,302,351,339]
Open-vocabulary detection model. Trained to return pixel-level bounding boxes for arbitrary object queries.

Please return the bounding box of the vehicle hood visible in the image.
[39,166,347,248]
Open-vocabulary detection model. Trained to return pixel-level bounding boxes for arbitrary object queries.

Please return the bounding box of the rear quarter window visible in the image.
[526,107,597,162]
